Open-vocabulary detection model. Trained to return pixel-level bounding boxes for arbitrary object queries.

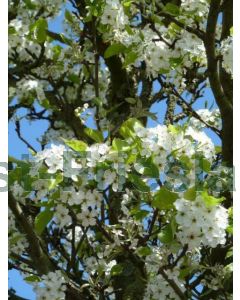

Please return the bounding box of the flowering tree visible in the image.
[8,0,233,299]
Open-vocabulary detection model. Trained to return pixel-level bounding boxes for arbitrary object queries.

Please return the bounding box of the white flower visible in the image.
[66,226,84,243]
[86,143,109,167]
[103,169,116,186]
[35,271,66,300]
[55,205,71,228]
[221,36,233,75]
[11,181,24,199]
[85,256,98,274]
[33,179,49,199]
[78,210,97,227]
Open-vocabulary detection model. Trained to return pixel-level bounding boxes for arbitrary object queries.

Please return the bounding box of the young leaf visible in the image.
[163,3,180,16]
[137,246,152,256]
[158,223,174,244]
[184,186,196,201]
[111,264,124,276]
[33,18,48,43]
[112,138,130,151]
[104,43,126,58]
[35,209,53,235]
[201,191,224,207]
[152,187,178,210]
[134,157,159,179]
[65,9,74,23]
[123,51,138,67]
[84,128,104,143]
[128,174,150,192]
[119,118,143,139]
[64,139,88,152]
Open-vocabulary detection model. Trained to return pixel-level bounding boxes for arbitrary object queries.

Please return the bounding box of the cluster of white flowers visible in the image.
[145,246,169,274]
[33,144,66,174]
[84,256,117,276]
[174,195,228,249]
[55,204,72,228]
[221,36,233,75]
[11,181,25,203]
[9,233,29,256]
[10,78,46,103]
[33,271,66,300]
[200,264,232,293]
[54,185,103,228]
[86,143,110,167]
[135,122,215,173]
[101,0,128,29]
[181,0,209,19]
[32,179,49,200]
[206,165,233,197]
[144,271,184,300]
[104,9,207,77]
[189,108,221,130]
[76,189,102,227]
[42,121,75,144]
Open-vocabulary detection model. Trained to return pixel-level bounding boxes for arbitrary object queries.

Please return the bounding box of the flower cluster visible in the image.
[144,270,185,300]
[174,195,228,249]
[101,0,128,29]
[33,271,66,300]
[221,36,233,75]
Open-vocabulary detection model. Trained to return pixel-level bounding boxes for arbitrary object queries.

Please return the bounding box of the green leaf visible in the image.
[64,139,88,152]
[125,97,137,104]
[33,18,48,43]
[84,128,104,143]
[226,247,233,259]
[130,209,149,220]
[68,73,80,84]
[35,209,54,235]
[119,118,143,139]
[134,157,159,179]
[163,3,180,16]
[125,24,134,35]
[65,9,74,23]
[41,99,51,109]
[48,173,63,190]
[168,124,181,135]
[25,275,41,283]
[158,223,174,244]
[128,174,150,192]
[112,138,130,152]
[123,51,138,67]
[123,0,132,7]
[226,225,233,234]
[59,33,72,45]
[23,0,36,9]
[184,186,196,201]
[104,43,126,58]
[179,267,195,280]
[137,246,152,256]
[200,158,211,172]
[215,145,222,154]
[152,187,178,210]
[169,56,183,68]
[201,191,224,207]
[9,27,16,35]
[111,264,124,276]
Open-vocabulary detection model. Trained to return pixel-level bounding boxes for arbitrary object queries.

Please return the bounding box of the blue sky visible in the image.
[8,5,219,299]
